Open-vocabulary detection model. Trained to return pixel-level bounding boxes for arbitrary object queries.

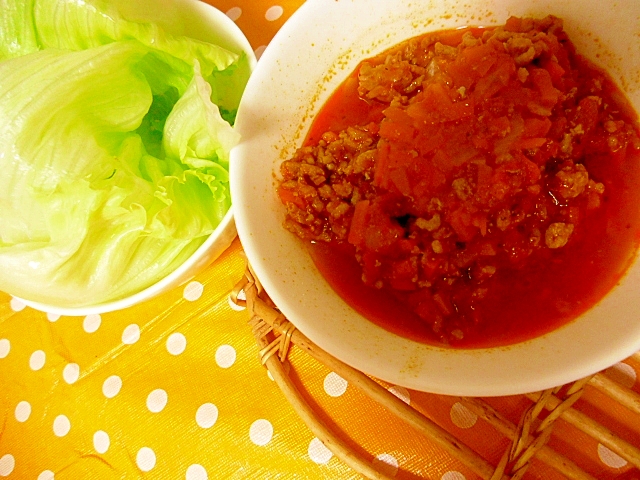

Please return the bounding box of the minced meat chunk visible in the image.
[554,163,589,199]
[545,223,574,248]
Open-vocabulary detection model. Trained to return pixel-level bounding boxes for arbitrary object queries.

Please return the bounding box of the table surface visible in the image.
[1,1,640,479]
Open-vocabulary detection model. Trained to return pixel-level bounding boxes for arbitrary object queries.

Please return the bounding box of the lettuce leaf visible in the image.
[0,0,246,307]
[0,0,38,60]
[33,0,238,73]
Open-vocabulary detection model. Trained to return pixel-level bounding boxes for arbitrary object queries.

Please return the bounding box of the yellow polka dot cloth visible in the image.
[1,2,640,480]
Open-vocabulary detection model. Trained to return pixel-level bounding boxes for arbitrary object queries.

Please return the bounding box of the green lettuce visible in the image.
[0,0,247,307]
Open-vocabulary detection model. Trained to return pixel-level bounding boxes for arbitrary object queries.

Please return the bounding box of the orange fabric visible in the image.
[1,2,640,479]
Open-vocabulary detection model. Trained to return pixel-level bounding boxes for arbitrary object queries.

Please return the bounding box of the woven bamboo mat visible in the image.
[231,263,640,480]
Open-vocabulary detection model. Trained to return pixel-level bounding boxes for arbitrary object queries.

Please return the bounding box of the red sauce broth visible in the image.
[298,25,640,348]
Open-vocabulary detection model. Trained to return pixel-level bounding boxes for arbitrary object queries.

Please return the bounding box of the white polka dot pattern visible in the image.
[215,345,236,368]
[225,6,242,21]
[323,372,348,397]
[0,339,9,359]
[102,375,122,399]
[254,45,267,60]
[29,350,46,371]
[136,447,156,472]
[264,5,283,21]
[249,419,273,446]
[53,415,71,437]
[14,401,31,423]
[63,363,80,384]
[147,389,168,413]
[186,464,208,480]
[122,324,141,344]
[308,437,332,464]
[597,444,628,469]
[196,403,218,429]
[83,314,101,333]
[166,333,187,355]
[46,313,60,322]
[183,281,204,301]
[94,430,110,454]
[10,297,26,312]
[450,402,477,429]
[0,455,15,477]
[37,470,55,480]
[605,362,637,388]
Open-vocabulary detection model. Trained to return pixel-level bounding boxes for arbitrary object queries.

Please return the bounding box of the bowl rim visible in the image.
[231,0,640,396]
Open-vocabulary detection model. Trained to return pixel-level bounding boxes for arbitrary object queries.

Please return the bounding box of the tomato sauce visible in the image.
[279,17,640,348]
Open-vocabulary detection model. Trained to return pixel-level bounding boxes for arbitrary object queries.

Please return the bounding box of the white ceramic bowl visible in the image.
[19,0,256,316]
[231,0,640,396]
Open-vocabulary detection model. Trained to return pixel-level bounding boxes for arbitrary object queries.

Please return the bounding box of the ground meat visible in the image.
[358,60,420,103]
[278,125,378,242]
[554,163,589,199]
[277,15,639,343]
[545,222,574,248]
[415,214,441,232]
